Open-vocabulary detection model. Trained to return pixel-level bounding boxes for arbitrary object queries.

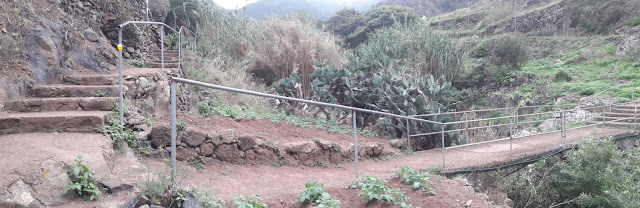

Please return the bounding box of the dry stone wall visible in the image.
[148,123,389,166]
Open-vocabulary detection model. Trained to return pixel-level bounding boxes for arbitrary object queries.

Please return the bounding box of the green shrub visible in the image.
[554,70,572,82]
[352,175,411,208]
[63,155,101,200]
[390,165,435,195]
[627,18,640,26]
[127,59,148,68]
[580,88,596,96]
[485,35,529,70]
[234,195,267,208]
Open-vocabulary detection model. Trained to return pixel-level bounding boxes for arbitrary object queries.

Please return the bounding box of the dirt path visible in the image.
[144,126,629,207]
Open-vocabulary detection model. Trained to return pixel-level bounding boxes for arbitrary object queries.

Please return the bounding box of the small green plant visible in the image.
[178,120,187,131]
[193,188,225,208]
[127,59,149,68]
[351,175,411,208]
[390,165,435,195]
[234,195,267,208]
[299,180,341,207]
[627,18,640,27]
[189,158,205,170]
[98,122,139,150]
[63,155,102,200]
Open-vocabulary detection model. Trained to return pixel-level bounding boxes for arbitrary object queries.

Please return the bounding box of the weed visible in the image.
[178,120,187,131]
[233,195,267,208]
[391,165,435,195]
[98,122,139,151]
[63,155,101,200]
[627,18,640,27]
[351,175,411,207]
[93,90,107,97]
[127,59,149,68]
[189,159,205,170]
[299,180,341,207]
[554,70,572,82]
[193,188,224,208]
[219,172,227,176]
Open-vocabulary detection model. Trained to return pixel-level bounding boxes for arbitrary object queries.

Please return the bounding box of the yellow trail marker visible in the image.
[117,44,123,51]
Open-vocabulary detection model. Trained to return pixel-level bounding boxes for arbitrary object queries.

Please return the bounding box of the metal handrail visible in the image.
[580,81,633,105]
[117,21,198,126]
[414,103,577,117]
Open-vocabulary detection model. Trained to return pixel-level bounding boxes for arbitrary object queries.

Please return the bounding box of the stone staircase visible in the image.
[589,104,640,128]
[0,50,180,134]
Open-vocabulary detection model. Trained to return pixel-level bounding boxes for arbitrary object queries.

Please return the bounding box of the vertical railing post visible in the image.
[406,118,411,151]
[352,109,359,179]
[178,29,182,68]
[145,0,149,22]
[441,124,446,169]
[561,111,566,145]
[161,27,165,70]
[117,27,124,125]
[464,113,470,144]
[170,79,177,180]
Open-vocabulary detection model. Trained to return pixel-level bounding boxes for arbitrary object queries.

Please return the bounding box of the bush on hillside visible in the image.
[485,35,529,70]
[345,5,419,47]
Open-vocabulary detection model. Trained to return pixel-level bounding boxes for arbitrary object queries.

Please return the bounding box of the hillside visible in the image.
[376,0,470,18]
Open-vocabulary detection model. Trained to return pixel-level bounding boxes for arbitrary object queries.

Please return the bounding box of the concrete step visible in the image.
[150,62,179,68]
[0,111,111,134]
[32,85,118,98]
[3,97,117,112]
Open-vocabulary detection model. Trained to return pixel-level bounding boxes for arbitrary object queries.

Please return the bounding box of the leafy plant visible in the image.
[554,70,572,82]
[299,180,340,207]
[352,175,411,208]
[390,165,435,195]
[63,155,102,200]
[234,195,267,208]
[98,122,139,151]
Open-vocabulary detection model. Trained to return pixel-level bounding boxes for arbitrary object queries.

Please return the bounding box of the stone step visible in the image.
[0,111,111,134]
[150,59,179,64]
[63,68,164,85]
[3,97,117,112]
[604,112,639,117]
[594,116,637,122]
[32,85,118,98]
[611,108,640,114]
[150,62,179,68]
[587,120,638,128]
[612,105,640,110]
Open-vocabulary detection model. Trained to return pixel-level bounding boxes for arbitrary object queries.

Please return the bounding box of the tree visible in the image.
[325,9,362,42]
[346,6,419,47]
[166,0,201,32]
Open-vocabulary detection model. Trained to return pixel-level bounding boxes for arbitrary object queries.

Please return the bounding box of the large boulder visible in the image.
[214,144,244,163]
[282,141,317,154]
[182,127,206,147]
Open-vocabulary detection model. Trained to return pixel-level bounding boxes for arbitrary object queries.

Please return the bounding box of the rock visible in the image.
[182,127,206,147]
[151,123,172,147]
[83,28,99,42]
[182,192,201,208]
[126,46,135,53]
[513,130,535,138]
[150,205,165,208]
[176,147,197,161]
[127,114,146,126]
[389,139,408,149]
[200,143,215,156]
[214,144,244,163]
[282,141,317,154]
[317,140,334,150]
[99,182,133,194]
[244,149,256,162]
[140,205,151,208]
[152,149,170,158]
[199,156,215,165]
[616,34,640,56]
[364,142,384,156]
[106,31,118,40]
[219,129,237,144]
[124,52,131,58]
[23,26,63,84]
[5,180,35,207]
[464,200,473,207]
[255,147,279,163]
[237,134,256,151]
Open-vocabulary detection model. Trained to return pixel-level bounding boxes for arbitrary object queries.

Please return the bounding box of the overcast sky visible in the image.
[211,0,362,9]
